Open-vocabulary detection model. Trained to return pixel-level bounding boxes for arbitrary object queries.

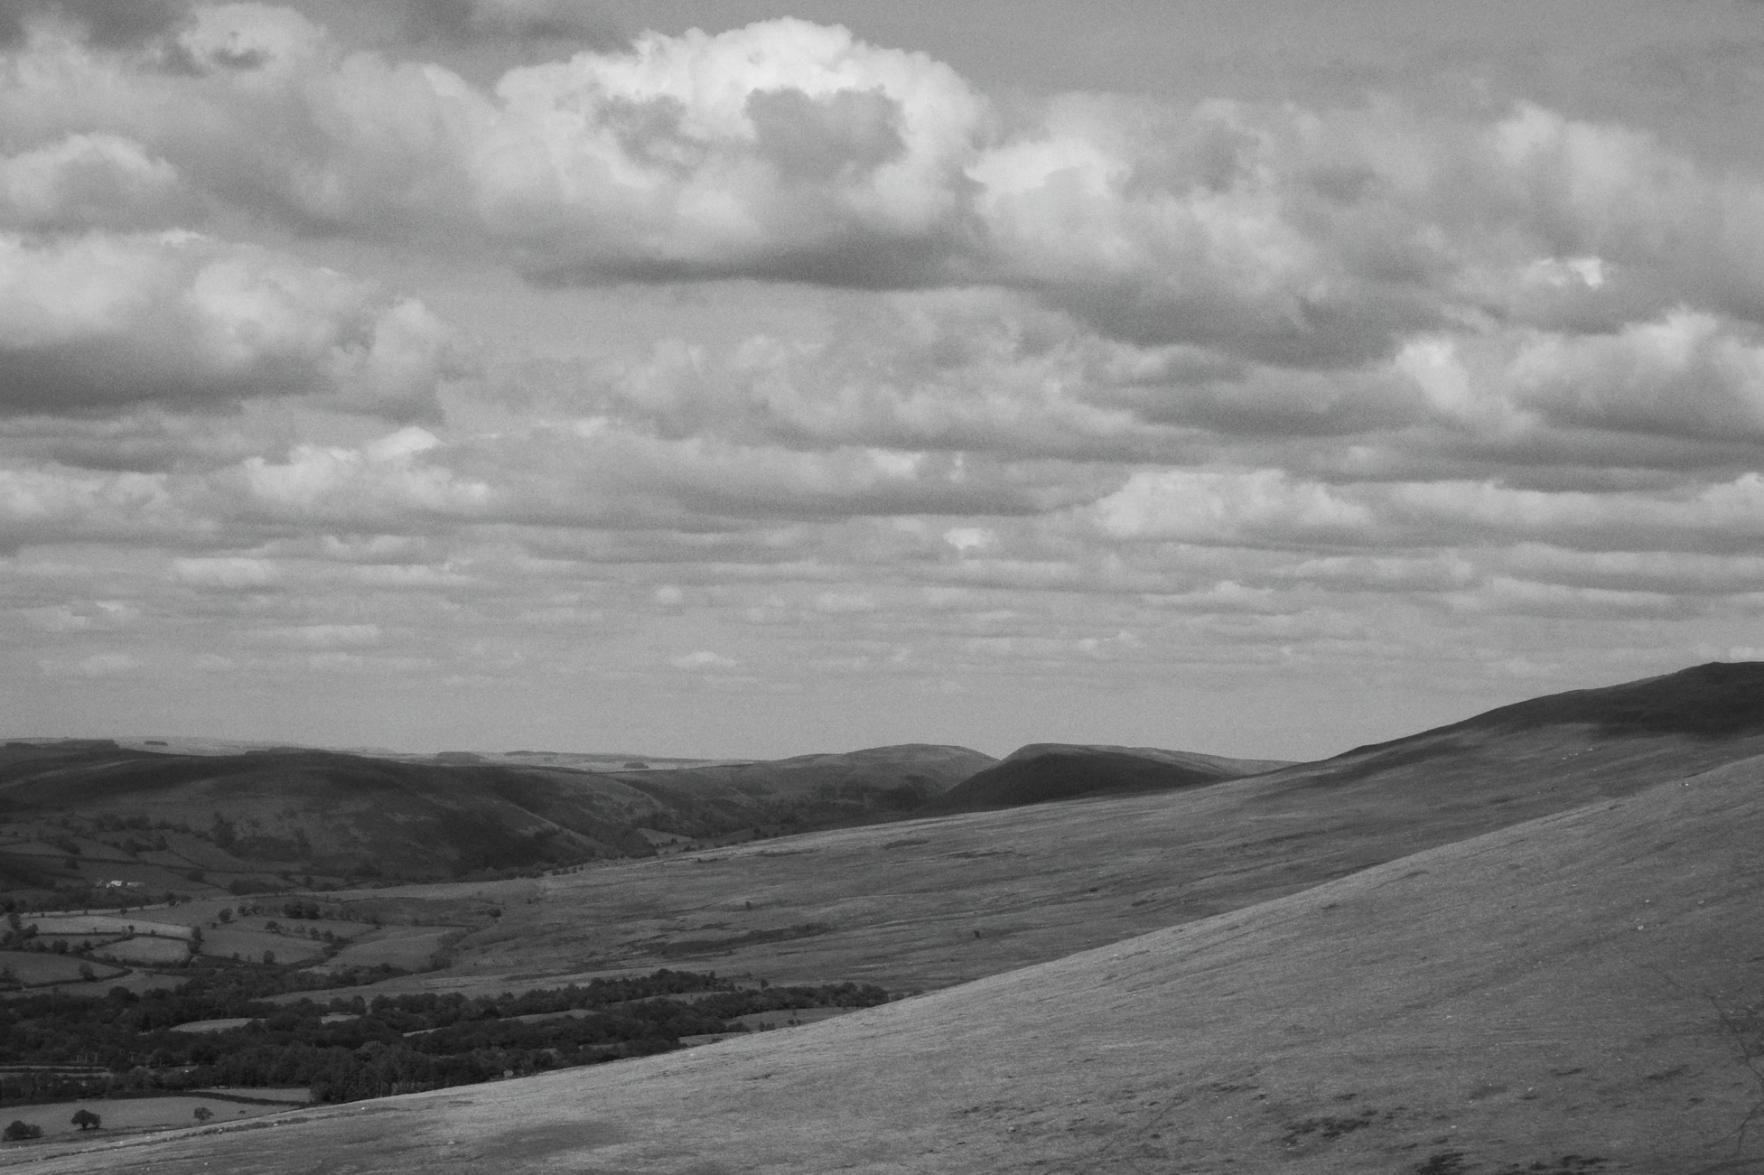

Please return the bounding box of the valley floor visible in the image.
[7,752,1764,1173]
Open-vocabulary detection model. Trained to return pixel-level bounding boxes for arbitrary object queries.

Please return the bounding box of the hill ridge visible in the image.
[1335,660,1764,759]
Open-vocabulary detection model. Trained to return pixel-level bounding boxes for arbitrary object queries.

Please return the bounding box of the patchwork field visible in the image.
[90,937,190,967]
[0,1093,305,1141]
[11,751,1762,1173]
[303,925,457,973]
[0,951,124,985]
[26,917,189,939]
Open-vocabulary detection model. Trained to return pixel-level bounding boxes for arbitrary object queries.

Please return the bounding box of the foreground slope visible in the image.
[18,749,1764,1173]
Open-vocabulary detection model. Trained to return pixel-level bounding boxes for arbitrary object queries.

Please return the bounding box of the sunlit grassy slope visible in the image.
[316,665,1764,999]
[15,747,1764,1173]
[9,663,1764,1173]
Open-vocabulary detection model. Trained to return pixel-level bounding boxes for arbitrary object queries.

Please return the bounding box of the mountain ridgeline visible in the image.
[0,742,994,896]
[4,662,1763,902]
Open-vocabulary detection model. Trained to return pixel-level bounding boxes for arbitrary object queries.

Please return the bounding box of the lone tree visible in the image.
[192,1107,213,1124]
[71,1109,100,1131]
[3,1121,41,1142]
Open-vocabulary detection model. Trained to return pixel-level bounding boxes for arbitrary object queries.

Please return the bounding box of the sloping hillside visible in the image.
[8,663,1764,1174]
[354,664,1764,996]
[18,750,1764,1173]
[1257,660,1764,802]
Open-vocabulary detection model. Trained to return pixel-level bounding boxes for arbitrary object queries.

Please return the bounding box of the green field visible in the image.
[27,916,189,940]
[93,936,190,966]
[198,927,325,965]
[0,1094,302,1140]
[305,925,455,973]
[0,951,124,986]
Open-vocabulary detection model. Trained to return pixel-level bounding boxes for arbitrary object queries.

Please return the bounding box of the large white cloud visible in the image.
[0,231,456,417]
[0,133,193,229]
[9,8,1764,358]
[474,18,988,281]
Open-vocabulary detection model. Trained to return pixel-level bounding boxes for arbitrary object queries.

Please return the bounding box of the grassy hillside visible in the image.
[14,745,1763,1172]
[8,663,1764,1172]
[325,666,1764,997]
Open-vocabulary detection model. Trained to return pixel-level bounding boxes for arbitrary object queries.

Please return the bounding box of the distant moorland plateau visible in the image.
[2,661,1763,1173]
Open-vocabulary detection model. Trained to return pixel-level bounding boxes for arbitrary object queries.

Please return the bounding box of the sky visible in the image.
[3,0,1764,761]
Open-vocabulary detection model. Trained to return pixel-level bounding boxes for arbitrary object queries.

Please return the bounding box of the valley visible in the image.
[1,663,1762,1172]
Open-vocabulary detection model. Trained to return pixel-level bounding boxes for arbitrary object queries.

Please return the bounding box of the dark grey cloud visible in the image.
[400,0,624,46]
[0,0,192,48]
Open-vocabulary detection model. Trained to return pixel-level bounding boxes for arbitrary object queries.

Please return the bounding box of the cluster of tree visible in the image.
[0,965,888,1105]
[0,1108,103,1142]
[1,913,37,949]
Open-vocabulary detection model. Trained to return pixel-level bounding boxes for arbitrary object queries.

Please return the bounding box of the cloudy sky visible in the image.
[3,0,1763,761]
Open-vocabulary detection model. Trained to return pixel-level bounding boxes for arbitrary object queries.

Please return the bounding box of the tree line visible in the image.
[0,964,888,1105]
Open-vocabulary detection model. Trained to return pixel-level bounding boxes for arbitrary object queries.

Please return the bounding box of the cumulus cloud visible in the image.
[477,19,988,283]
[230,426,491,525]
[464,421,1101,526]
[257,622,383,649]
[1094,467,1764,554]
[583,293,1158,459]
[8,9,1764,362]
[1095,468,1376,548]
[0,462,186,550]
[64,650,140,676]
[1,15,983,275]
[0,5,484,235]
[0,134,194,230]
[171,554,278,589]
[0,232,457,418]
[671,648,735,670]
[1507,310,1764,442]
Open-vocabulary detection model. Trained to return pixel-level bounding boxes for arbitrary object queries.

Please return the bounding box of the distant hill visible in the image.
[605,743,996,808]
[0,741,993,896]
[10,662,1764,902]
[934,744,1287,812]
